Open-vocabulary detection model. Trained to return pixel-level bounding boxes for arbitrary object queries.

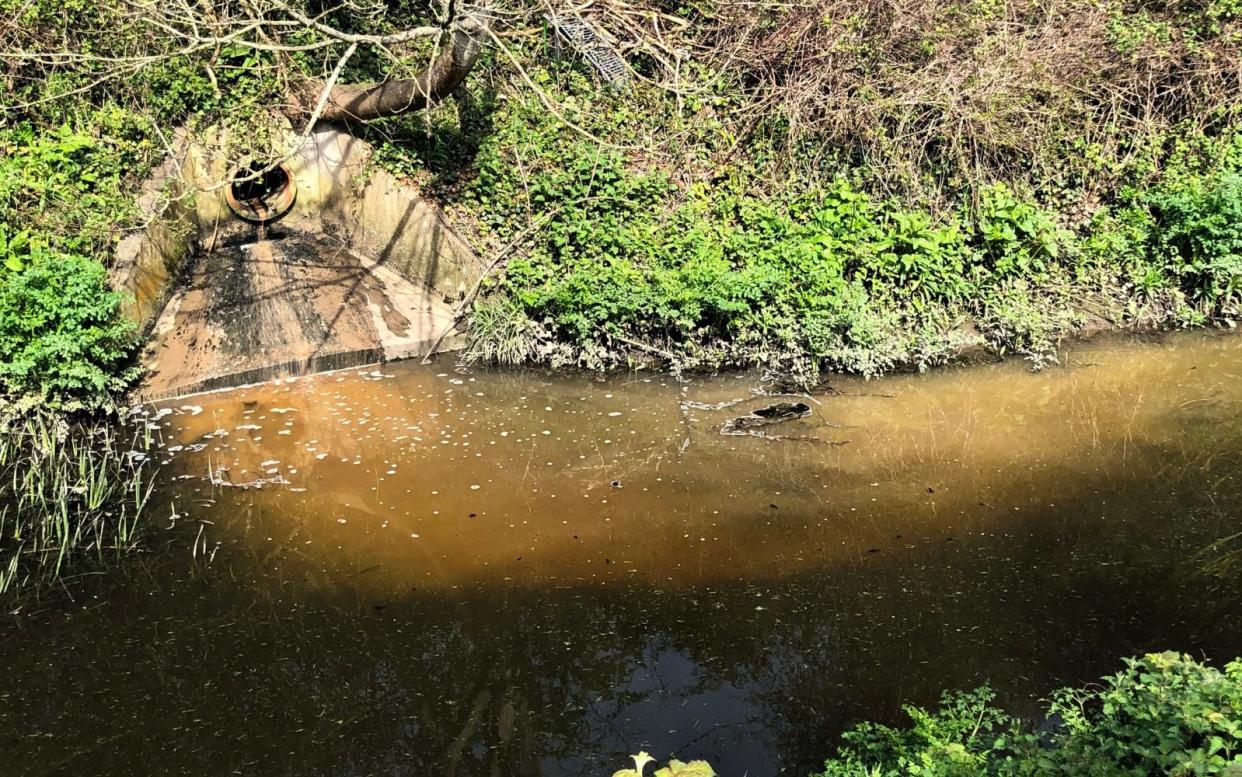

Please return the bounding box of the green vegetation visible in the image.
[0,407,155,598]
[0,91,164,596]
[815,652,1242,776]
[0,113,153,409]
[0,254,137,408]
[443,76,1241,381]
[4,0,1241,390]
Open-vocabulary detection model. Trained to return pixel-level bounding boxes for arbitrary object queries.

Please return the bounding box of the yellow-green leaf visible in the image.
[654,760,716,777]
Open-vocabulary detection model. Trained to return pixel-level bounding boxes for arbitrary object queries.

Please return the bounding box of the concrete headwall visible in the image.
[114,124,483,332]
[107,135,196,331]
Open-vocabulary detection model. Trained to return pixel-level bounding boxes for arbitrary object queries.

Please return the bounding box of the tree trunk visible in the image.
[294,13,487,123]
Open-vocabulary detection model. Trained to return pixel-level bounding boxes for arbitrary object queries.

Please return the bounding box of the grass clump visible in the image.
[816,652,1242,776]
[0,407,155,598]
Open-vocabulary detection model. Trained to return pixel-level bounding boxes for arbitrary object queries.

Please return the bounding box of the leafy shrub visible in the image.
[868,210,969,302]
[0,114,149,260]
[1147,173,1242,311]
[815,652,1242,777]
[1031,652,1242,776]
[818,686,1012,777]
[969,184,1066,281]
[0,255,137,408]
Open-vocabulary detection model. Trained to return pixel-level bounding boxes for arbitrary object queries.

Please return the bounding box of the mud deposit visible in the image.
[3,331,1241,776]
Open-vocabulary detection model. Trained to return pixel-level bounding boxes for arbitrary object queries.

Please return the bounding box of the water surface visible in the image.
[3,331,1241,776]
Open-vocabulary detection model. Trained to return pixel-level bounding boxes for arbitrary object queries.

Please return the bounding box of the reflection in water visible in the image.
[2,331,1241,776]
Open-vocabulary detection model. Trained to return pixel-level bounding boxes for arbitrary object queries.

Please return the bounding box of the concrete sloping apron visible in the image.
[136,231,461,400]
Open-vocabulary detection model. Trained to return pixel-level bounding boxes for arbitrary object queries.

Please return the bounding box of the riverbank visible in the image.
[429,112,1241,384]
[2,0,1239,404]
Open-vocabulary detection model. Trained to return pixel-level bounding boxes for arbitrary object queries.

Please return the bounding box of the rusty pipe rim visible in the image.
[224,163,297,224]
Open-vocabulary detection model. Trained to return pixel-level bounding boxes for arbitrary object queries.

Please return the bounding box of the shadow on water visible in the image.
[2,330,1242,776]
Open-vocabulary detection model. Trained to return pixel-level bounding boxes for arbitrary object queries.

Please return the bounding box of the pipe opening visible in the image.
[225,163,296,223]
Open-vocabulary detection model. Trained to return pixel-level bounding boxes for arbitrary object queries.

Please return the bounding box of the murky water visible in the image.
[4,332,1242,776]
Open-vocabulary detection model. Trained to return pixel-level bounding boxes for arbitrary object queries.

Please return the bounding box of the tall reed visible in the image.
[0,408,155,596]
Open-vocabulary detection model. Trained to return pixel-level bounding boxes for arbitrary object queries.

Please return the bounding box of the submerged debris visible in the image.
[207,466,290,490]
[718,401,844,443]
[721,402,811,434]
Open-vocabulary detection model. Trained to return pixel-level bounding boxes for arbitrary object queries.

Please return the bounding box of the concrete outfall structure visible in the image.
[110,126,484,400]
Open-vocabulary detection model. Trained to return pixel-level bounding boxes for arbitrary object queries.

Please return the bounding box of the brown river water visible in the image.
[3,330,1241,776]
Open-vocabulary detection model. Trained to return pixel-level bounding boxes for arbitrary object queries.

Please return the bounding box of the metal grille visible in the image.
[545,14,630,85]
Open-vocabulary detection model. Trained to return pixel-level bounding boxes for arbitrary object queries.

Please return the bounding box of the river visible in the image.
[2,331,1241,776]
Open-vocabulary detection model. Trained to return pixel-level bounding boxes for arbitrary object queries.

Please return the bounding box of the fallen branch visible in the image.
[615,334,676,361]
